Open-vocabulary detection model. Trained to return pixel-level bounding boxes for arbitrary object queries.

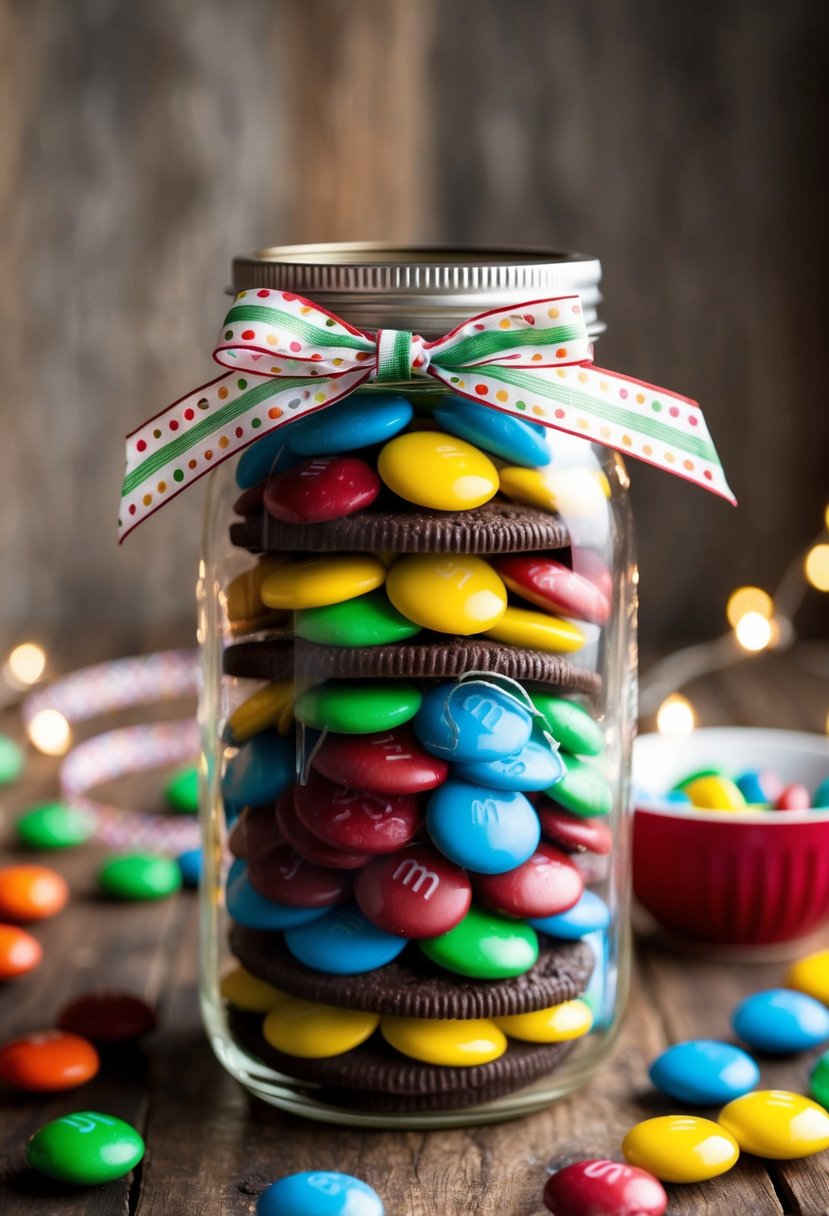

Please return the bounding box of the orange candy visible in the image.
[0,924,43,978]
[0,865,69,921]
[0,1030,99,1091]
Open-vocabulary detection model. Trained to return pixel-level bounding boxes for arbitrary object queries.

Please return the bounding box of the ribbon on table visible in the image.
[119,290,734,539]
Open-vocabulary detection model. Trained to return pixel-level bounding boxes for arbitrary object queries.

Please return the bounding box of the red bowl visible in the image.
[633,729,829,949]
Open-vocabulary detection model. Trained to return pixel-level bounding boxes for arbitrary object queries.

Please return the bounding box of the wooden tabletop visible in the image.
[0,650,827,1215]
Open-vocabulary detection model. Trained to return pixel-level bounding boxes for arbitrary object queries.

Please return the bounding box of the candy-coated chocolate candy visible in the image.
[811,1052,829,1108]
[622,1115,739,1183]
[248,844,352,909]
[288,389,413,455]
[225,556,290,622]
[27,1112,145,1185]
[498,465,558,511]
[683,775,746,811]
[227,681,294,744]
[500,465,609,518]
[543,1159,667,1216]
[719,1090,829,1159]
[296,589,421,648]
[228,803,283,860]
[530,694,604,757]
[731,987,829,1052]
[277,791,372,870]
[314,727,449,795]
[431,397,552,467]
[537,804,613,854]
[419,905,539,979]
[671,767,720,791]
[264,455,381,524]
[99,854,182,901]
[295,772,421,855]
[0,924,42,979]
[16,802,92,850]
[546,755,613,818]
[233,480,265,515]
[263,996,380,1059]
[455,724,566,791]
[496,556,610,625]
[735,768,782,806]
[0,1030,99,1092]
[386,553,507,635]
[413,679,534,762]
[226,860,329,930]
[294,681,422,734]
[164,765,199,814]
[220,965,286,1012]
[257,1171,384,1216]
[378,430,499,510]
[775,783,811,811]
[177,847,202,887]
[284,905,408,974]
[236,427,301,489]
[426,780,540,875]
[222,731,294,817]
[786,949,829,1006]
[581,930,612,1030]
[57,993,157,1043]
[496,998,592,1043]
[0,733,23,785]
[649,1040,760,1105]
[354,845,471,938]
[485,605,585,653]
[474,843,583,919]
[0,864,69,921]
[530,889,611,939]
[381,1014,506,1066]
[813,776,829,808]
[261,554,386,610]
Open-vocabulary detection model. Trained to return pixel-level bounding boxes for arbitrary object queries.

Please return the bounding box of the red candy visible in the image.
[0,864,69,921]
[247,843,351,908]
[354,844,472,938]
[264,456,380,524]
[313,726,449,795]
[496,556,610,625]
[0,1030,99,1092]
[228,803,283,860]
[543,1159,667,1216]
[0,924,43,979]
[474,843,583,919]
[295,770,422,855]
[537,804,613,855]
[276,789,371,870]
[57,992,158,1042]
[775,784,811,811]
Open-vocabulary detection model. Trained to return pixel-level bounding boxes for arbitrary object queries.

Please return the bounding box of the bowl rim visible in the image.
[633,726,829,825]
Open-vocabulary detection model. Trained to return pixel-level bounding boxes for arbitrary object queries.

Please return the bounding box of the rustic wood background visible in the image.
[1,0,827,655]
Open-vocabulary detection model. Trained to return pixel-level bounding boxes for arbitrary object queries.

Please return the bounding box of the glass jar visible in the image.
[198,244,637,1127]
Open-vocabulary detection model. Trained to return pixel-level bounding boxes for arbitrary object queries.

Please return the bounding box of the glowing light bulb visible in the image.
[735,611,773,652]
[805,543,829,592]
[824,504,829,532]
[726,586,773,628]
[27,709,71,756]
[656,694,696,737]
[4,642,47,689]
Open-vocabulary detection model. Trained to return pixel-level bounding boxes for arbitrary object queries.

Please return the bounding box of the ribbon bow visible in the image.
[119,289,734,539]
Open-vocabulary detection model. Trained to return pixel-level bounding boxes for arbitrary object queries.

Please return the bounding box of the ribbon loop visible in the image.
[374,330,416,382]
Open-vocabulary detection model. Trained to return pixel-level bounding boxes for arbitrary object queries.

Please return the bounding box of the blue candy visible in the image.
[413,680,533,762]
[731,988,829,1054]
[581,930,613,1030]
[813,776,829,808]
[221,732,294,818]
[235,428,301,489]
[432,396,552,466]
[177,847,202,888]
[226,860,327,931]
[735,769,772,806]
[257,1171,384,1216]
[649,1040,760,1105]
[529,889,611,939]
[426,780,540,875]
[284,905,407,974]
[454,725,565,791]
[288,391,413,456]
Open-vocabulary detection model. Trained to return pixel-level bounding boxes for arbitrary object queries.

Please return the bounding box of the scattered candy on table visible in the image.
[785,948,829,1006]
[810,1051,829,1108]
[718,1091,829,1159]
[621,1114,740,1183]
[0,1030,99,1091]
[0,864,69,921]
[256,1171,384,1216]
[0,733,24,785]
[543,1159,667,1216]
[16,802,93,849]
[0,924,43,979]
[26,1111,145,1185]
[56,992,158,1043]
[648,1040,760,1105]
[731,987,829,1053]
[164,765,199,814]
[177,846,202,887]
[98,853,183,901]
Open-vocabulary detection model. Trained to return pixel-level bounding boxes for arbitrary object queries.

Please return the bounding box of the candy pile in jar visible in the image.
[216,388,619,1112]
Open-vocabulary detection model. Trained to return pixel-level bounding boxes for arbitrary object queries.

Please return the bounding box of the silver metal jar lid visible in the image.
[232,243,603,338]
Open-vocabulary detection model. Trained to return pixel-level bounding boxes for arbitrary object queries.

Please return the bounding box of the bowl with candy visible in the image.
[632,728,829,952]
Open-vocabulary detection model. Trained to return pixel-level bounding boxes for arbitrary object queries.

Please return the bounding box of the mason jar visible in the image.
[198,244,637,1127]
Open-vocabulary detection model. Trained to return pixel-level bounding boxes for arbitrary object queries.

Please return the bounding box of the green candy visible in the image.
[27,1111,145,1185]
[672,767,721,793]
[531,693,603,757]
[545,753,613,818]
[0,733,24,785]
[419,905,539,979]
[293,681,423,734]
[811,1052,829,1108]
[295,589,422,648]
[99,854,182,901]
[164,765,199,814]
[16,802,92,850]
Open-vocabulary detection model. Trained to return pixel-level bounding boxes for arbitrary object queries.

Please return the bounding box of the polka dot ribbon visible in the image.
[120,290,735,538]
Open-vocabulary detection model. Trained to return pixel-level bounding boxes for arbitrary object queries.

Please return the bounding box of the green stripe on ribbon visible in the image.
[376,330,413,382]
[223,304,373,352]
[435,323,586,369]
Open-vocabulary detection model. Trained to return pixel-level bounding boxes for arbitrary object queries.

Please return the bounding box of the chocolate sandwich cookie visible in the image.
[229,924,593,1019]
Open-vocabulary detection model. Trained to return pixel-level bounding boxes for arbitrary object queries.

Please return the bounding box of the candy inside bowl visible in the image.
[632,728,829,956]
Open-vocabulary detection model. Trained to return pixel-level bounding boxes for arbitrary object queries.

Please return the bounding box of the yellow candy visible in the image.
[499,466,608,518]
[380,1015,507,1067]
[377,431,499,510]
[683,776,747,812]
[219,965,286,1013]
[786,949,829,1006]
[484,605,585,653]
[494,999,593,1043]
[225,556,289,622]
[226,681,294,743]
[261,555,386,610]
[262,996,380,1059]
[386,554,507,635]
[622,1115,739,1183]
[719,1091,829,1159]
